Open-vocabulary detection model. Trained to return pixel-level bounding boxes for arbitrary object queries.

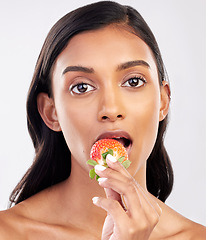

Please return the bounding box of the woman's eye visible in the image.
[70,83,95,94]
[122,77,146,88]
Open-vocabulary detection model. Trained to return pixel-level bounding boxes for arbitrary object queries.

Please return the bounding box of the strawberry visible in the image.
[87,139,131,180]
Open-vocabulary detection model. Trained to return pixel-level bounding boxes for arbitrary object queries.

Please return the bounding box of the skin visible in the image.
[0,25,205,239]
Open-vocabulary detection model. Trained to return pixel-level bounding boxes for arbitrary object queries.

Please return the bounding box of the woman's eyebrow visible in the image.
[62,60,150,75]
[62,65,94,75]
[117,60,150,71]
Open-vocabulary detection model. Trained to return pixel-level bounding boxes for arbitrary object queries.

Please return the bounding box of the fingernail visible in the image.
[106,154,117,163]
[95,165,107,171]
[92,197,99,204]
[98,177,107,183]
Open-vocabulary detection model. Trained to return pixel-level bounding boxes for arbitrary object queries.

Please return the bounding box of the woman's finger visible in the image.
[96,154,161,217]
[94,155,131,183]
[97,177,141,215]
[95,154,161,230]
[95,162,142,213]
[96,172,161,224]
[106,154,131,177]
[92,196,129,225]
[137,184,162,218]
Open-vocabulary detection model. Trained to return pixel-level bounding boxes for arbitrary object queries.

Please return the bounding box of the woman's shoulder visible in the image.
[161,203,206,239]
[0,206,26,239]
[0,203,54,240]
[0,201,97,240]
[152,196,206,240]
[182,218,206,239]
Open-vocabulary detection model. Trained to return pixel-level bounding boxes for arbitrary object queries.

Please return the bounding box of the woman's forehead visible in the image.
[53,25,158,75]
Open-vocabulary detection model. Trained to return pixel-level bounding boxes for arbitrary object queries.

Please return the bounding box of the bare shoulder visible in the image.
[166,205,206,239]
[168,209,206,239]
[153,197,206,240]
[184,220,206,239]
[0,210,11,239]
[0,206,25,240]
[0,203,52,240]
[0,201,98,240]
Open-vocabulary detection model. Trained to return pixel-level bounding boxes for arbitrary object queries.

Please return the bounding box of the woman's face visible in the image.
[51,25,168,180]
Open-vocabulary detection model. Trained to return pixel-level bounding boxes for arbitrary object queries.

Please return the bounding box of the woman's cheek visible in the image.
[129,93,160,172]
[57,100,96,163]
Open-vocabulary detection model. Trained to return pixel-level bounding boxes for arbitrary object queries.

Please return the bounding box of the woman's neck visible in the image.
[53,158,107,230]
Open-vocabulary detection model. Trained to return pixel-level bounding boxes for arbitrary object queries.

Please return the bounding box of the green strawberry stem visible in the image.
[102,148,113,160]
[87,149,131,180]
[87,159,98,166]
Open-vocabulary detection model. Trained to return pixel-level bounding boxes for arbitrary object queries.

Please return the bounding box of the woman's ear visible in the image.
[37,93,61,132]
[159,81,171,121]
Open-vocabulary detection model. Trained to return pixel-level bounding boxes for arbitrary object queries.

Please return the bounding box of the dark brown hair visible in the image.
[9,1,173,206]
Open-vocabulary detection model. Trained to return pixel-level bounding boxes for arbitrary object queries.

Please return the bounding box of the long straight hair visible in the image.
[9,1,173,206]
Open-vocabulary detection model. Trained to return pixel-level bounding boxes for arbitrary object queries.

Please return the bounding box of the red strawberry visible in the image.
[87,139,131,180]
[90,139,128,164]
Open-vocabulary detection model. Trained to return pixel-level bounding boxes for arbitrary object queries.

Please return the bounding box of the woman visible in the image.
[0,1,205,239]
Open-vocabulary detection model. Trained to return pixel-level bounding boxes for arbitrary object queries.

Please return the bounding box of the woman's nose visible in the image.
[97,88,126,122]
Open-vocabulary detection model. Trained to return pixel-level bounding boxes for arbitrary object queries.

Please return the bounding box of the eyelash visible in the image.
[70,82,95,95]
[122,76,146,88]
[70,76,146,95]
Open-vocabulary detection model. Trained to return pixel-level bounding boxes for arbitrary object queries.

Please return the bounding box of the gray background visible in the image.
[0,0,205,225]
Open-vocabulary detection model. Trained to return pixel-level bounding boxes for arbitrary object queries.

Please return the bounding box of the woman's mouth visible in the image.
[112,137,131,148]
[95,131,133,153]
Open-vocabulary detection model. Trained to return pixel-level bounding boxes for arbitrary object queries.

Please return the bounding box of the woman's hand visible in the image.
[92,154,162,240]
